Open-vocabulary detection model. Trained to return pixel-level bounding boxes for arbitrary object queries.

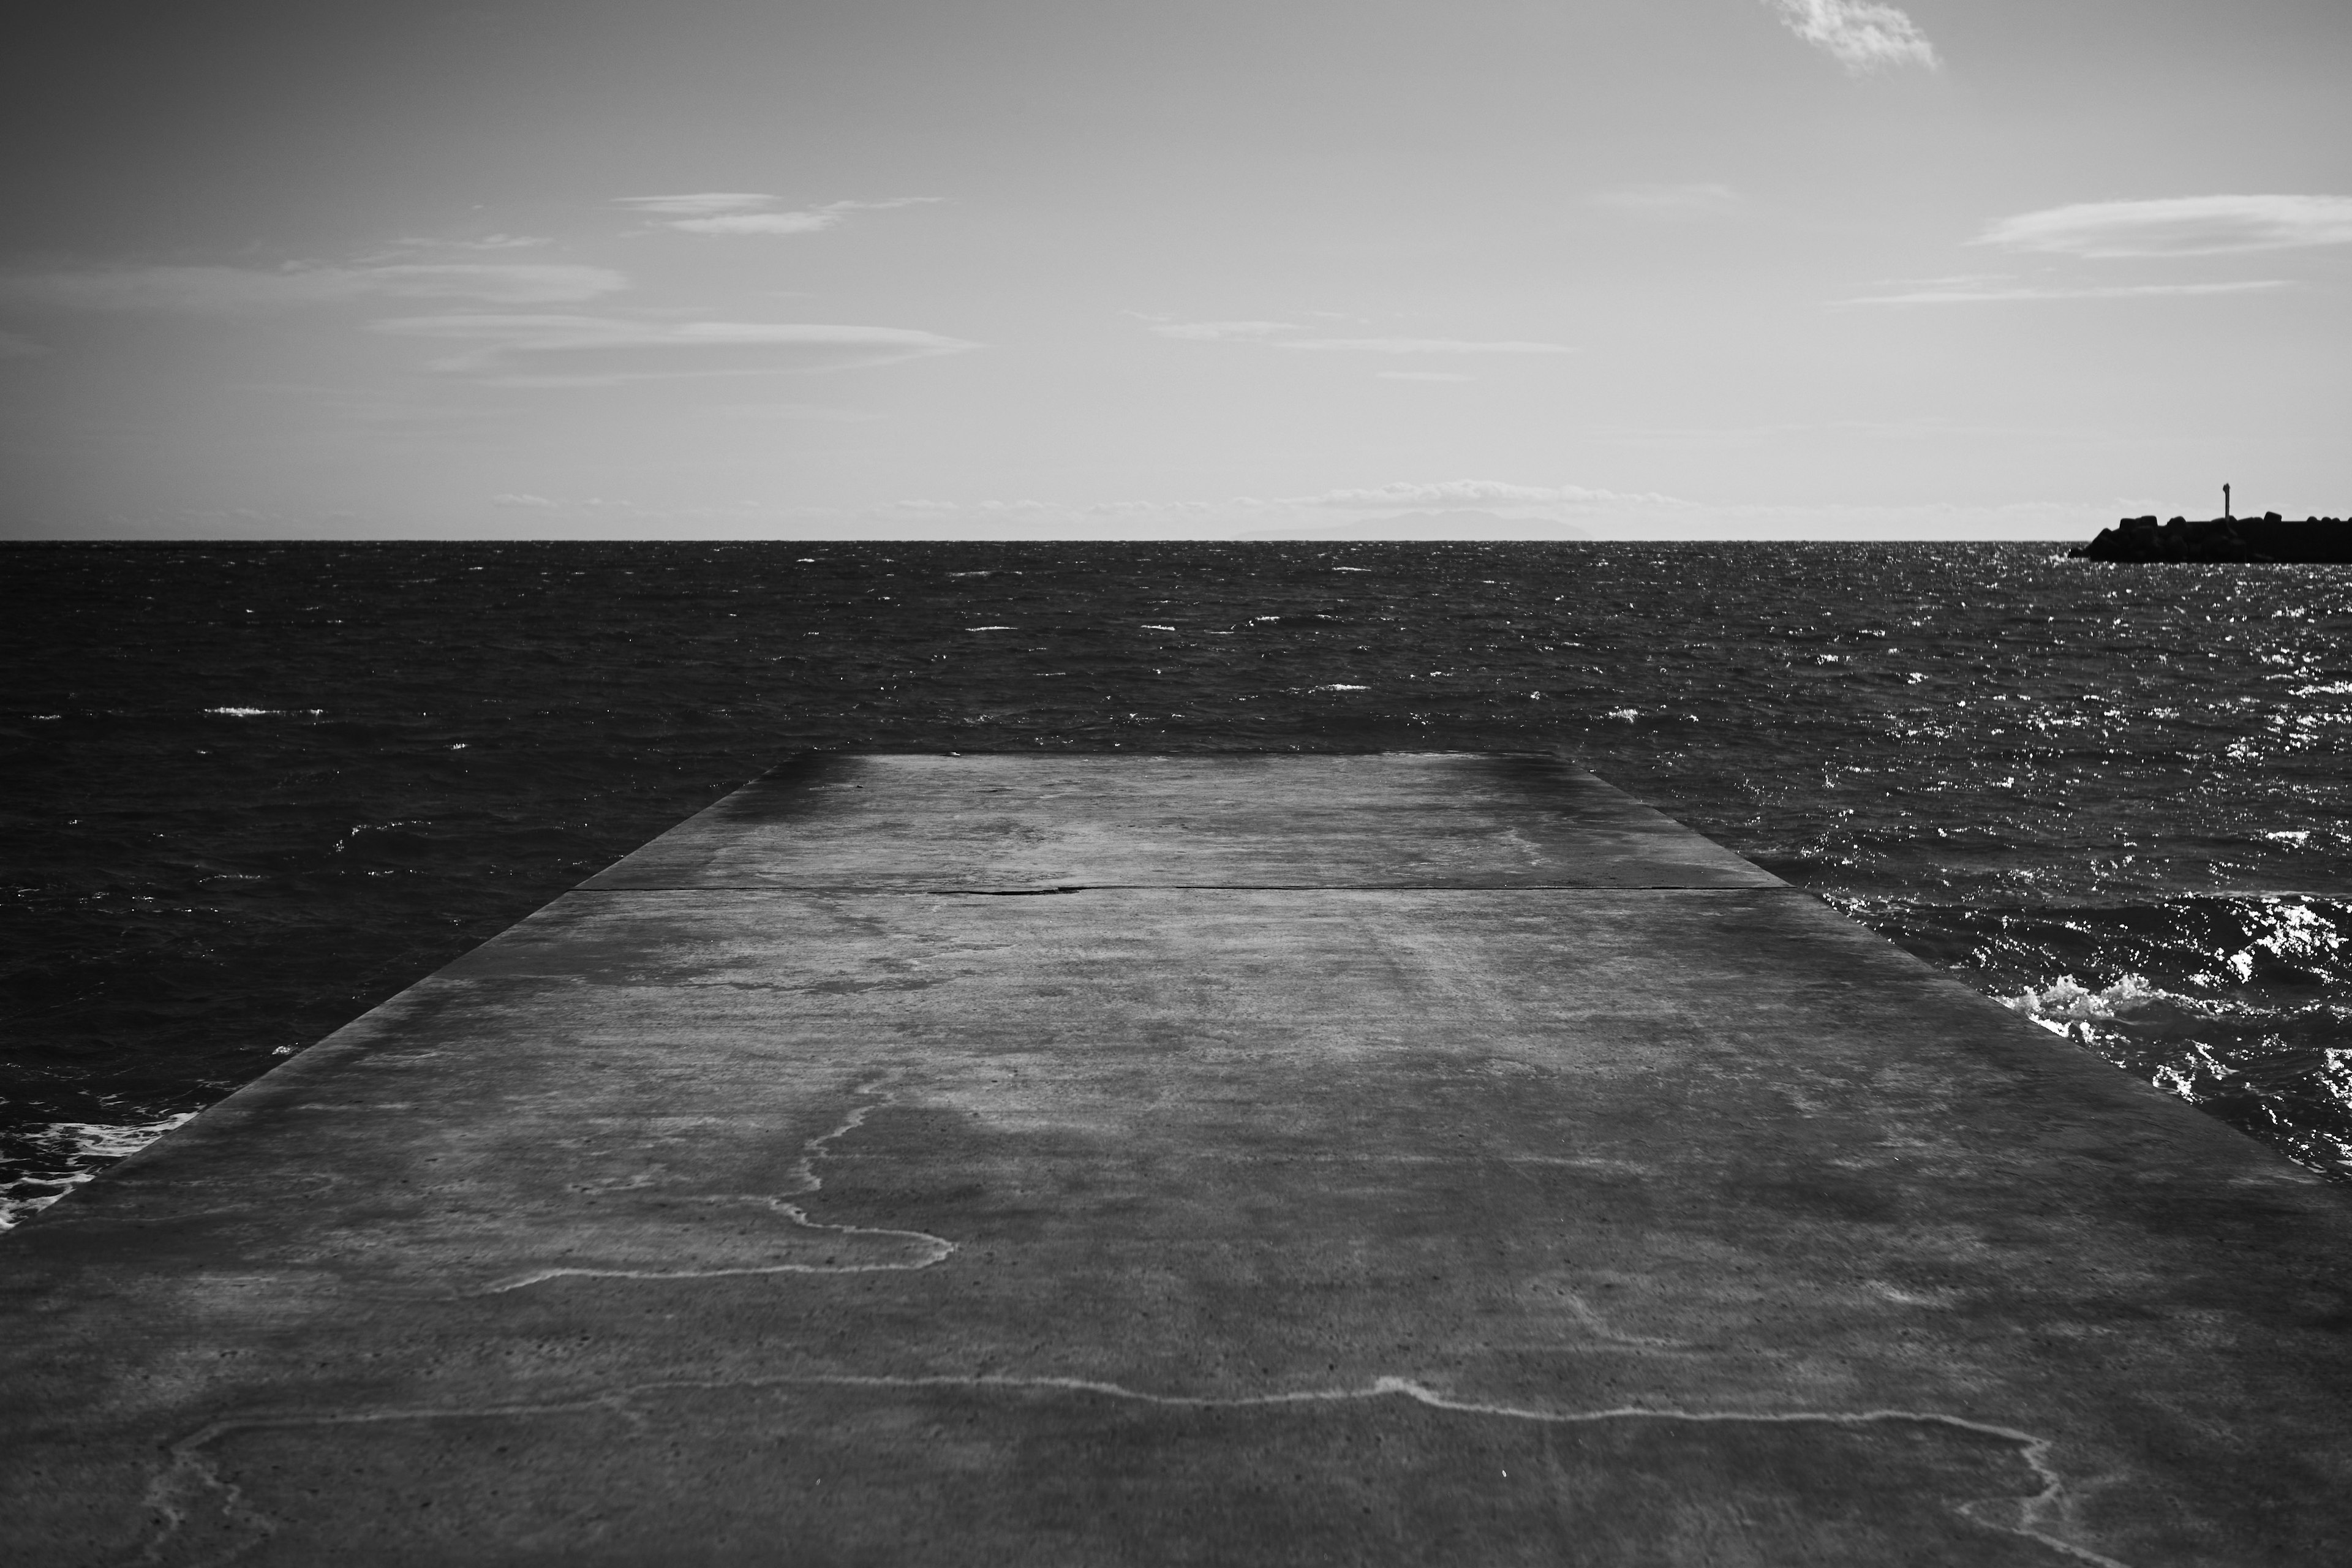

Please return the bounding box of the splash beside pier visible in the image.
[6,752,2351,1565]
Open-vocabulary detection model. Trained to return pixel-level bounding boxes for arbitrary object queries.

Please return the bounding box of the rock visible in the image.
[2070,514,2348,564]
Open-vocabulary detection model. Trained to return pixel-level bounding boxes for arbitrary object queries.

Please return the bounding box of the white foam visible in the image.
[0,1112,196,1230]
[2000,974,2182,1036]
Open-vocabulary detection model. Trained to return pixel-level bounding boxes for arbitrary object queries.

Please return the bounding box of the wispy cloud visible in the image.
[1142,319,1572,355]
[1147,319,1298,341]
[616,194,941,236]
[489,493,665,513]
[669,211,840,236]
[1591,183,1742,218]
[0,328,50,359]
[611,193,776,217]
[1977,195,2352,258]
[1276,337,1575,355]
[845,488,2100,541]
[390,234,549,252]
[369,314,978,383]
[1848,276,2288,306]
[1761,0,1938,74]
[1302,481,1669,507]
[0,262,625,312]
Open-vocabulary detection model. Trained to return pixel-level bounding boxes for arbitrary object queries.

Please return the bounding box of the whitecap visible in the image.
[2000,974,2185,1036]
[1,1112,197,1230]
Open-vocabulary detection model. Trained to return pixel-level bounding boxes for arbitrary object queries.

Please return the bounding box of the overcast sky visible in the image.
[1,0,2344,540]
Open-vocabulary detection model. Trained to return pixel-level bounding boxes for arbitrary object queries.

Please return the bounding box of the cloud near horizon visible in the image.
[669,211,840,236]
[1978,195,2352,258]
[838,487,2109,541]
[614,194,941,236]
[490,492,662,511]
[0,261,626,312]
[1761,0,1939,74]
[1145,320,1572,355]
[389,234,550,252]
[1276,337,1575,355]
[860,480,1685,516]
[1849,276,2289,306]
[1300,481,1683,508]
[369,314,979,382]
[1147,320,1298,340]
[611,193,775,216]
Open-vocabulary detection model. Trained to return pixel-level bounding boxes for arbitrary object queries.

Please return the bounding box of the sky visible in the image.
[0,0,2345,541]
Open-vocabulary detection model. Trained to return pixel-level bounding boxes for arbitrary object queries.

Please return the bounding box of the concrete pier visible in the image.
[6,752,2352,1566]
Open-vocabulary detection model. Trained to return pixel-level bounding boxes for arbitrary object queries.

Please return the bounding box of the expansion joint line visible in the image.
[129,1374,2133,1568]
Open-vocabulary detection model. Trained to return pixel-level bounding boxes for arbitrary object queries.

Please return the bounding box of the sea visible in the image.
[4,540,2348,1227]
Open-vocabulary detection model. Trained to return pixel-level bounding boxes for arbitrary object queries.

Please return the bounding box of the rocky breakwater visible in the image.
[2073,513,2352,564]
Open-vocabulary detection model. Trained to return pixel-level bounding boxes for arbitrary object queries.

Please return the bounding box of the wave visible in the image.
[1,1112,195,1228]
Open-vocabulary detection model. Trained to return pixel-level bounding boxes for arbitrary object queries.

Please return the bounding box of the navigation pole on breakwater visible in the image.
[7,752,2352,1566]
[2071,505,2352,562]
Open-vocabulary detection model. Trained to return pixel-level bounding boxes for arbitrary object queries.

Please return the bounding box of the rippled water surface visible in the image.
[4,540,2348,1224]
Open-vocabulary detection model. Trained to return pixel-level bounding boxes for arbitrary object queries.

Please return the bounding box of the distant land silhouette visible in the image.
[2073,513,2352,564]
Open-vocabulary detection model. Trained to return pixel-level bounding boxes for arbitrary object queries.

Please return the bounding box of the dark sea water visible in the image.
[4,540,2349,1227]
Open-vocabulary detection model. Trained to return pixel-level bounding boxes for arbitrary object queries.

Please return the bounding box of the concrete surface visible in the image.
[5,752,2351,1567]
[578,752,1784,891]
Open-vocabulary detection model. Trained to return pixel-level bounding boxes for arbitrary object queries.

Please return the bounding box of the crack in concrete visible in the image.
[473,1076,957,1294]
[127,1373,2133,1568]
